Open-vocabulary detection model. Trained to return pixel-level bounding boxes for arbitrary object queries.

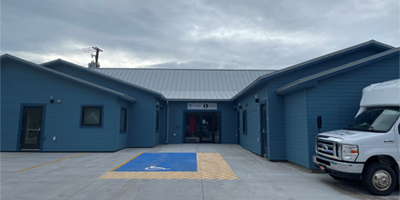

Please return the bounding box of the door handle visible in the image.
[27,127,41,131]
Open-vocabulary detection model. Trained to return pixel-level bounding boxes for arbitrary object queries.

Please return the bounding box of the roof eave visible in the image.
[166,98,232,102]
[276,48,400,95]
[232,40,394,100]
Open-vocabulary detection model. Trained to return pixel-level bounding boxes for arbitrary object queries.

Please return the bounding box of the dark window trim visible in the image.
[156,110,160,132]
[80,105,104,128]
[243,110,247,135]
[120,107,128,133]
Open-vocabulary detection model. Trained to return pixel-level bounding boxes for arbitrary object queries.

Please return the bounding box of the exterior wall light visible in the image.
[50,96,54,104]
[156,102,159,108]
[234,106,237,111]
[255,94,259,103]
[160,104,163,110]
[238,103,242,109]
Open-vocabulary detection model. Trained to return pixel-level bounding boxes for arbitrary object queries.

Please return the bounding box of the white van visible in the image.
[313,79,400,196]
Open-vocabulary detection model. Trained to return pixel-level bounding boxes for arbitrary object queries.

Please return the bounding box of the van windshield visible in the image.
[345,107,399,133]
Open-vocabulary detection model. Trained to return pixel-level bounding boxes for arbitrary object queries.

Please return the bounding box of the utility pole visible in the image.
[92,47,103,67]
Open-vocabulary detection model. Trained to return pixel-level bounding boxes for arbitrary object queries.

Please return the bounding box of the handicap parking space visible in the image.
[101,152,238,180]
[1,144,398,200]
[113,152,197,172]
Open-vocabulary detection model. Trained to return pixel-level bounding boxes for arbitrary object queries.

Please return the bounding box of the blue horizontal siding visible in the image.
[43,63,158,148]
[284,90,309,168]
[306,53,400,168]
[234,83,268,156]
[265,46,387,160]
[1,59,127,151]
[237,46,388,160]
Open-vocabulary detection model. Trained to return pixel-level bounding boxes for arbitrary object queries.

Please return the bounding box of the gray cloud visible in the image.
[1,0,399,69]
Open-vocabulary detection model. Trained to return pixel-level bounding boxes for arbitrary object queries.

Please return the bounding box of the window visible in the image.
[243,110,247,134]
[345,107,399,133]
[156,110,160,132]
[81,106,102,126]
[120,108,127,132]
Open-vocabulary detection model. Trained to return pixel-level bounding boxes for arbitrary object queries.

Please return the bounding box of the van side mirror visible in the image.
[317,116,322,133]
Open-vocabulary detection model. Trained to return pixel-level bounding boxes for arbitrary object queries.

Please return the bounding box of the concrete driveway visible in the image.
[1,144,399,200]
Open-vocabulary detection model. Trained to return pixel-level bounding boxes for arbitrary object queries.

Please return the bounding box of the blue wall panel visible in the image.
[233,83,268,156]
[284,90,309,168]
[305,53,400,168]
[237,46,388,160]
[1,59,128,151]
[265,46,387,160]
[43,63,159,148]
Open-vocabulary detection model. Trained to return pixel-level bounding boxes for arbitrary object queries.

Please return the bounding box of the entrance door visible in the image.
[185,114,200,143]
[20,107,43,151]
[237,112,240,144]
[261,104,267,157]
[185,113,219,143]
[200,114,214,143]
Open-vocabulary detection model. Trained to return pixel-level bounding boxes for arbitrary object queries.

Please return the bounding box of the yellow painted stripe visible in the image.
[0,152,29,158]
[18,153,86,172]
[109,152,143,172]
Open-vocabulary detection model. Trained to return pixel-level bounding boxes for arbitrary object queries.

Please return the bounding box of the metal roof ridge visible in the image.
[93,68,277,71]
[40,58,167,100]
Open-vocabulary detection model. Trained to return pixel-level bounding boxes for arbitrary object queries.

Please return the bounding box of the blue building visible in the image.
[1,40,399,169]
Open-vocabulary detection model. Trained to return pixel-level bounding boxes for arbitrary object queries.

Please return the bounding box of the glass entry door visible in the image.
[185,113,219,143]
[20,106,43,151]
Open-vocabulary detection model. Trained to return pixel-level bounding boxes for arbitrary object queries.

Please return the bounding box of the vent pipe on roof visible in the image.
[88,61,99,68]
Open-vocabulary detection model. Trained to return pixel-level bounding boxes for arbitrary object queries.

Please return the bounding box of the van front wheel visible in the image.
[362,163,397,196]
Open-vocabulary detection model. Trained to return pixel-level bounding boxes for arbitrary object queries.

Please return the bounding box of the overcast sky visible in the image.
[1,0,399,69]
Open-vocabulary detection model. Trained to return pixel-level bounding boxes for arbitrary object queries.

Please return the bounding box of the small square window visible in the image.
[120,108,127,132]
[81,106,102,126]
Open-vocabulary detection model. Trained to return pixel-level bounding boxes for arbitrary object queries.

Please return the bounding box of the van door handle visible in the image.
[384,140,395,143]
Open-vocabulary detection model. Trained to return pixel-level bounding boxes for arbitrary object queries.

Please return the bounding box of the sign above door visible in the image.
[187,103,217,110]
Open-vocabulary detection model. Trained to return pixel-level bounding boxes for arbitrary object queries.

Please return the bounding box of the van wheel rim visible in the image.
[372,170,391,191]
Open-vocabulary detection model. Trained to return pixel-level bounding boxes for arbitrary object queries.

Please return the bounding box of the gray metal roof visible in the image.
[276,47,400,95]
[41,59,167,99]
[92,68,273,100]
[1,54,137,103]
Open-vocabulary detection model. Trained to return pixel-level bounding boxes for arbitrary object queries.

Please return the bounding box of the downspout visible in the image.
[166,100,169,144]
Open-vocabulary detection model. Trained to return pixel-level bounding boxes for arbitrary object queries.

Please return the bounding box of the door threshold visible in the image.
[20,149,40,152]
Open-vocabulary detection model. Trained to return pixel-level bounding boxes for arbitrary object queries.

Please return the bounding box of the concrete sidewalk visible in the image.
[1,144,398,200]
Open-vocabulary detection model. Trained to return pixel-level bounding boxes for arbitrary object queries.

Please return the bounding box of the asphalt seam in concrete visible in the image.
[64,179,98,200]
